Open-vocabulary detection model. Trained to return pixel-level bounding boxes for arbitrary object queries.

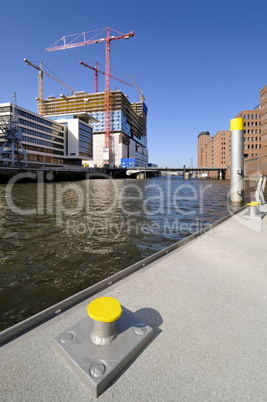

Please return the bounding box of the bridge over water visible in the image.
[124,166,227,179]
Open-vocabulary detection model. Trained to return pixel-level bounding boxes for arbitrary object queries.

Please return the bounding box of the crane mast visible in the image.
[0,93,28,167]
[130,75,145,101]
[79,61,133,93]
[46,27,134,164]
[24,58,76,103]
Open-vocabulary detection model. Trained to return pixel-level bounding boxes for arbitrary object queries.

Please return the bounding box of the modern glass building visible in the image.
[0,104,94,167]
[47,112,96,165]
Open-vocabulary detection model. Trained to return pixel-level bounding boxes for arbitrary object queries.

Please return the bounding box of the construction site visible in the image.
[0,27,149,168]
[39,90,148,167]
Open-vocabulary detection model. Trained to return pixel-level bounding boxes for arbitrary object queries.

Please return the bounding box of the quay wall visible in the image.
[0,167,129,183]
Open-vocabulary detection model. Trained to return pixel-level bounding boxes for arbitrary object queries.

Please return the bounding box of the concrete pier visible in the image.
[1,205,267,401]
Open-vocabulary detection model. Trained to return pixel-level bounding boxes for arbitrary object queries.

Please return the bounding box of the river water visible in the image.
[0,176,252,331]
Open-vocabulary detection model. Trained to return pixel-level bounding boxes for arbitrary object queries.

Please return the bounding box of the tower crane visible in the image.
[79,60,133,93]
[130,75,145,101]
[46,27,134,164]
[0,93,27,167]
[23,58,76,102]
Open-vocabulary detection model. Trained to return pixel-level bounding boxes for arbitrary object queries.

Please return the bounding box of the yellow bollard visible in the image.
[87,297,122,345]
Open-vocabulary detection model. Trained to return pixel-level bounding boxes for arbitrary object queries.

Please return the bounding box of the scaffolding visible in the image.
[39,90,148,166]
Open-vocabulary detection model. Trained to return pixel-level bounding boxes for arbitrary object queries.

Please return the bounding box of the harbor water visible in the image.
[0,176,252,331]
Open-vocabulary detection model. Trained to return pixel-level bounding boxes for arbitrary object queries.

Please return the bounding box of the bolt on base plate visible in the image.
[54,308,153,397]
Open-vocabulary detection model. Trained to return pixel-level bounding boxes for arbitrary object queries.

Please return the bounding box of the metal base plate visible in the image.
[55,308,153,397]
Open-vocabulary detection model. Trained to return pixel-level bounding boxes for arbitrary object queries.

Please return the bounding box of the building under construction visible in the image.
[39,90,148,167]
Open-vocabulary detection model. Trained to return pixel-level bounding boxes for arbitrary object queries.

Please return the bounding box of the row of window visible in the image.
[79,141,93,158]
[244,144,261,149]
[79,133,92,143]
[79,138,92,148]
[244,137,260,142]
[26,153,63,164]
[22,135,64,150]
[79,123,93,133]
[243,114,259,119]
[24,144,64,156]
[244,153,260,158]
[244,129,259,134]
[18,109,63,131]
[79,152,92,158]
[21,127,64,143]
[19,118,64,136]
[244,121,259,126]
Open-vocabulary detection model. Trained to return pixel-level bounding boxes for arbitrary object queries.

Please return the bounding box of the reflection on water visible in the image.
[0,177,251,330]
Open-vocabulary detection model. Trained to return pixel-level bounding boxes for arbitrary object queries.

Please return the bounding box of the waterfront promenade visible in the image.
[1,204,267,401]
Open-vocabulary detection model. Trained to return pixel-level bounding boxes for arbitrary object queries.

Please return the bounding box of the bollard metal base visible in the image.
[54,308,153,397]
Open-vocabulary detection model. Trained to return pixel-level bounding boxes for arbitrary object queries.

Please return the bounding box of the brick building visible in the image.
[197,130,230,177]
[197,84,267,176]
[260,84,267,163]
[235,109,261,159]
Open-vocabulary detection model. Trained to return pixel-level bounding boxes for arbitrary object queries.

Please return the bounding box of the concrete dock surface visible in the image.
[1,205,267,401]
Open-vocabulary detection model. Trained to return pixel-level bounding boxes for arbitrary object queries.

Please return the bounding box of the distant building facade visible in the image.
[197,84,267,176]
[260,84,267,163]
[198,130,230,177]
[235,109,261,159]
[197,131,211,167]
[212,131,231,168]
[47,112,96,165]
[0,103,94,167]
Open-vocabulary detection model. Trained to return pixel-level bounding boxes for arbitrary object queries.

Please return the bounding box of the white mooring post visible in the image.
[230,117,244,204]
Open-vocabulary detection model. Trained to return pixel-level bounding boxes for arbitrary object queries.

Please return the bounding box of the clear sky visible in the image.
[0,0,266,167]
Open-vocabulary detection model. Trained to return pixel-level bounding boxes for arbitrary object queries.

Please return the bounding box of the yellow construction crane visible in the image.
[130,75,145,101]
[23,58,76,101]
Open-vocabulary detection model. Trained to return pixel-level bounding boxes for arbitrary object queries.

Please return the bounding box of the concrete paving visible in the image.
[1,205,267,402]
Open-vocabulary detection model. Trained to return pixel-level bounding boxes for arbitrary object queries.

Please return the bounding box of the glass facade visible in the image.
[1,105,95,166]
[0,103,66,166]
[78,122,93,158]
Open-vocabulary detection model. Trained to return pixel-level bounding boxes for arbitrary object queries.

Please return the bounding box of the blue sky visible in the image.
[0,0,266,167]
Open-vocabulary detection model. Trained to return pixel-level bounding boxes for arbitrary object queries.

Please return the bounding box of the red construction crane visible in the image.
[79,60,133,93]
[46,27,134,163]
